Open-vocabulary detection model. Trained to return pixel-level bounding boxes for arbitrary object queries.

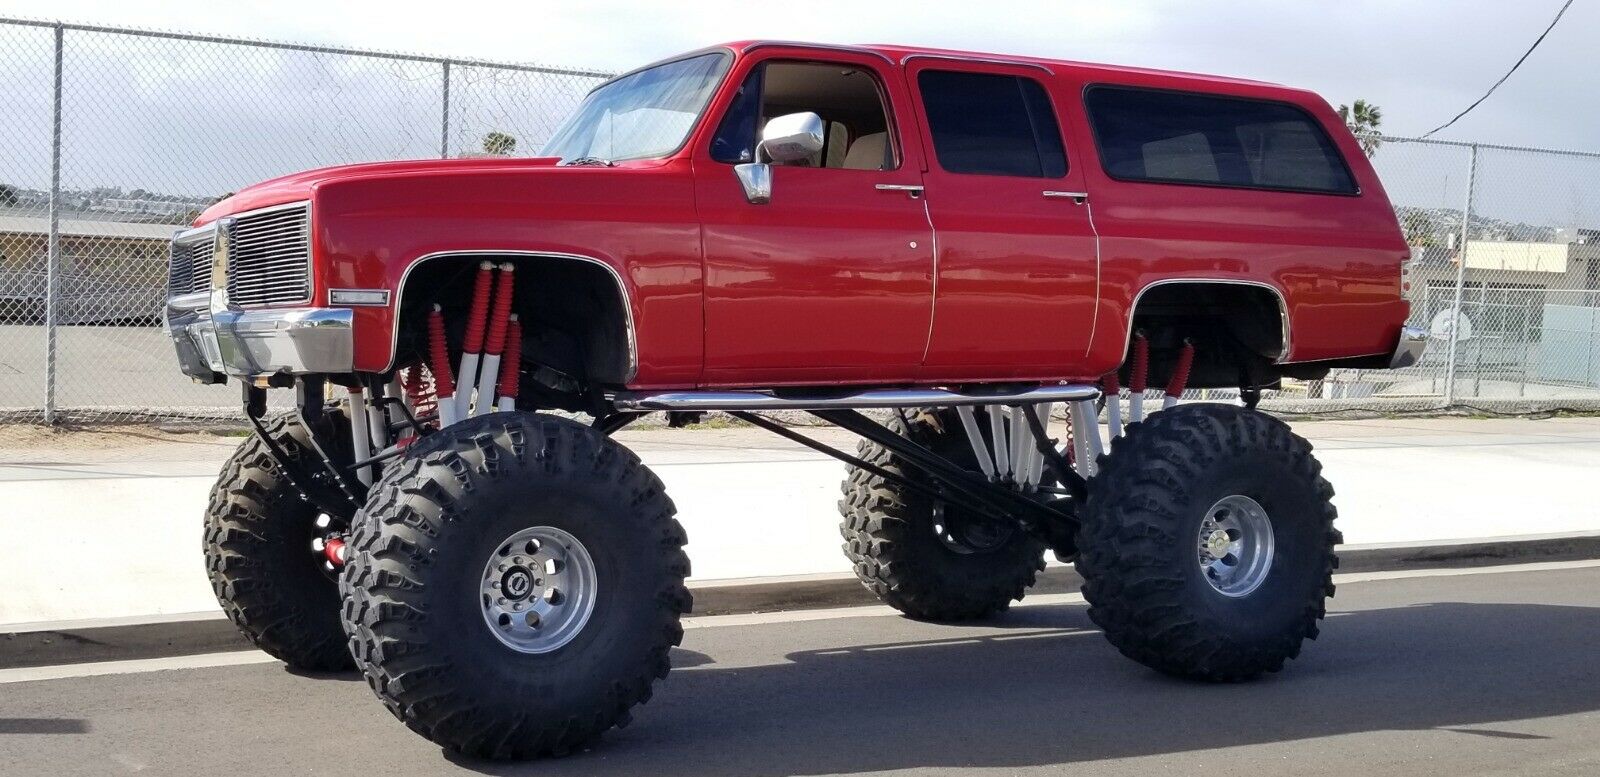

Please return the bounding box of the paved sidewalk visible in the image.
[3,415,1598,626]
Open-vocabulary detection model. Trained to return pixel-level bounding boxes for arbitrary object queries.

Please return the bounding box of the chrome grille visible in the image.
[227,203,311,306]
[167,236,214,297]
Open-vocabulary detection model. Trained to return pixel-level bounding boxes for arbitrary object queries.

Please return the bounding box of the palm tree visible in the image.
[481,131,517,156]
[1337,100,1384,158]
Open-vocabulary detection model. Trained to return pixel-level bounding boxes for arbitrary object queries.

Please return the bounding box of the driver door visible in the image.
[693,50,933,385]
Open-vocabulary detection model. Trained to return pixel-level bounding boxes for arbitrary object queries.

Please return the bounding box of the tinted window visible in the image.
[918,70,1066,178]
[1085,86,1356,194]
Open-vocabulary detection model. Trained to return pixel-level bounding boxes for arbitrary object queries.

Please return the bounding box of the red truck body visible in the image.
[192,41,1410,390]
[181,43,1423,758]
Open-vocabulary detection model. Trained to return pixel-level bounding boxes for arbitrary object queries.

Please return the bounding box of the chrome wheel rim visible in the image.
[1196,495,1275,598]
[479,525,597,654]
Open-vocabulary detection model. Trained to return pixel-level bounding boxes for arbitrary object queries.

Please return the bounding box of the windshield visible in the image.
[541,52,729,163]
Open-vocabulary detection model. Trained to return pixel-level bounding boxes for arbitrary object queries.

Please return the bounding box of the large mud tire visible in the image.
[203,410,354,671]
[340,412,691,760]
[839,409,1046,621]
[1075,403,1339,681]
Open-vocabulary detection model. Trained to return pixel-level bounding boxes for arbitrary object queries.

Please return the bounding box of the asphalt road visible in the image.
[3,564,1600,776]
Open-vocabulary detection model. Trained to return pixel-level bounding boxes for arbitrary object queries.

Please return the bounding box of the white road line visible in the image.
[1327,558,1600,585]
[686,558,1600,630]
[5,558,1599,684]
[0,650,278,685]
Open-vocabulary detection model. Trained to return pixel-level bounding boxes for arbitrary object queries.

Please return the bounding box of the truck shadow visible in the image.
[454,599,1600,776]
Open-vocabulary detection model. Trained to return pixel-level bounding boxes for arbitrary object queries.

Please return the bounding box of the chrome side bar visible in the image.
[612,384,1100,412]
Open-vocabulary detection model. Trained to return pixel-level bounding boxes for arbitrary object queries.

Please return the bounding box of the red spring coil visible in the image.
[1128,334,1150,393]
[1102,368,1120,396]
[484,263,517,356]
[1166,341,1196,397]
[322,537,347,567]
[404,362,436,425]
[461,261,495,355]
[427,305,455,399]
[497,316,522,401]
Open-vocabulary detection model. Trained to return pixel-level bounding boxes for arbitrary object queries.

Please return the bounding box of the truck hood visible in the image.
[194,157,585,226]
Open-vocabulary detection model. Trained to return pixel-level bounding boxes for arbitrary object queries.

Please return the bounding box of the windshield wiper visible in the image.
[561,157,615,167]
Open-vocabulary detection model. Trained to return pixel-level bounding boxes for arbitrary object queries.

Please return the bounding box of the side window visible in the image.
[710,61,896,170]
[1085,86,1357,194]
[917,70,1066,178]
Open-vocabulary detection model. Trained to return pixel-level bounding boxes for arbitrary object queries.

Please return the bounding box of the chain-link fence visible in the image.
[2,18,1597,426]
[0,18,609,425]
[1268,135,1600,415]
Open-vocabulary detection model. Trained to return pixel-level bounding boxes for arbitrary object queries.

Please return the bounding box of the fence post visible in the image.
[440,60,451,159]
[43,23,63,426]
[1441,143,1478,405]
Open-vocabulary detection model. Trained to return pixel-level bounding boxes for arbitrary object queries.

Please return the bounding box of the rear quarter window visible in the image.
[1084,85,1357,195]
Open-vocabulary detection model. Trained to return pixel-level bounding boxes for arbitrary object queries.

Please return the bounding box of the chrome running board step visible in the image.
[612,384,1099,412]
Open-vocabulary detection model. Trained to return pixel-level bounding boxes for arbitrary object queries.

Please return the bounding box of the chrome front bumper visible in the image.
[165,293,353,383]
[1388,325,1428,369]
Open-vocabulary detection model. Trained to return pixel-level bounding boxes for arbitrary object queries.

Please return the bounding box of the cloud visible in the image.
[0,0,1593,224]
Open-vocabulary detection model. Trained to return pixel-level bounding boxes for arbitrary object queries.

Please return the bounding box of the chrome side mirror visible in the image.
[733,111,824,204]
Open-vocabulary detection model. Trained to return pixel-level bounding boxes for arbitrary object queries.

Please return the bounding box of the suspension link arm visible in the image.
[810,408,1073,531]
[728,411,1015,523]
[242,383,361,519]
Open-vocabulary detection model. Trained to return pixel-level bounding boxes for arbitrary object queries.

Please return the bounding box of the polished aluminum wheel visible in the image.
[479,525,597,654]
[1196,495,1276,598]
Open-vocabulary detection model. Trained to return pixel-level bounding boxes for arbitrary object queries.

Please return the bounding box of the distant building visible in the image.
[98,197,209,217]
[0,212,174,324]
[1406,234,1600,386]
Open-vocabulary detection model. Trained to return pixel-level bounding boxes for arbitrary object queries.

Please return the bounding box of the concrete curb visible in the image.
[6,532,1599,670]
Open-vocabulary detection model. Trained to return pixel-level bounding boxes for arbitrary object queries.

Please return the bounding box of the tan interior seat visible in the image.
[842,132,888,170]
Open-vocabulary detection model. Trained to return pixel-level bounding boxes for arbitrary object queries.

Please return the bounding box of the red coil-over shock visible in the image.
[496,315,522,412]
[403,363,435,435]
[1128,333,1150,422]
[474,264,517,412]
[453,261,496,419]
[428,304,460,427]
[1164,340,1196,409]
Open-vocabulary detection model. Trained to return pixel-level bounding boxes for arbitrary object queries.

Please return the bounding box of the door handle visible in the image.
[875,183,924,198]
[1044,190,1088,204]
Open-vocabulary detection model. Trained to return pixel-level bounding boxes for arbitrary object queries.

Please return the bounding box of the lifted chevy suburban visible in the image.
[168,41,1425,759]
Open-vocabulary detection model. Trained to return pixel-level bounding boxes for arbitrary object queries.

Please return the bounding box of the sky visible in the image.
[0,0,1595,226]
[4,0,1591,148]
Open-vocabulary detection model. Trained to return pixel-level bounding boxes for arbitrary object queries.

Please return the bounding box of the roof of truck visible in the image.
[714,40,1294,94]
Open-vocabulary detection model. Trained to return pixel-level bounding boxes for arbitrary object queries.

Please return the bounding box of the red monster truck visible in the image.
[166,41,1425,759]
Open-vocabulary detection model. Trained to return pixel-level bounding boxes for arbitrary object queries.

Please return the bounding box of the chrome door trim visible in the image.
[613,383,1100,411]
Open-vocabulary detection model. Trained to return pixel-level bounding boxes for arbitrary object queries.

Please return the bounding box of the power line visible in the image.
[1421,0,1576,138]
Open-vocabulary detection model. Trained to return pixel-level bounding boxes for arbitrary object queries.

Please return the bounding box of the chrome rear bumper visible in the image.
[1388,325,1428,369]
[165,293,352,383]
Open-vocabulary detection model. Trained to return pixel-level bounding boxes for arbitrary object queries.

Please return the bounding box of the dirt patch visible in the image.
[0,423,239,463]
